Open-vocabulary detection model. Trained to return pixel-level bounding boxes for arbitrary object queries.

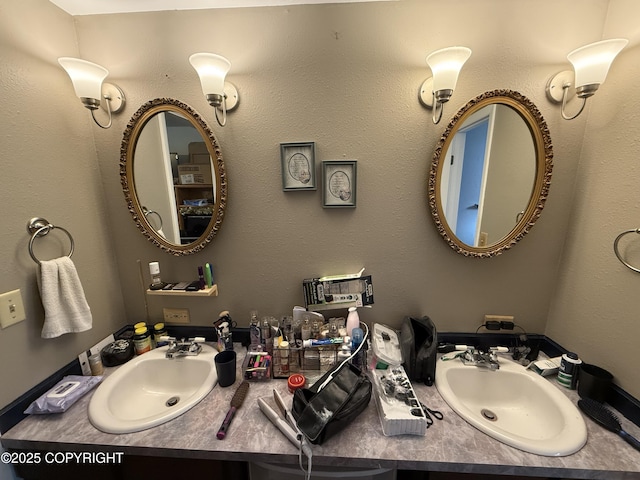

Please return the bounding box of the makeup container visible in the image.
[242,351,272,381]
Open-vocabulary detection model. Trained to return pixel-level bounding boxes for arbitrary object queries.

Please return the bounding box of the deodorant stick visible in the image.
[149,261,162,286]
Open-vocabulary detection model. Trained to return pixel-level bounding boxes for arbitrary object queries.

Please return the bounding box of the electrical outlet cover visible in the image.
[163,308,190,324]
[78,351,91,376]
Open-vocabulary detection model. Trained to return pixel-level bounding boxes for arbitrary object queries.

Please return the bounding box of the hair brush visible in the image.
[578,398,640,452]
[217,381,250,440]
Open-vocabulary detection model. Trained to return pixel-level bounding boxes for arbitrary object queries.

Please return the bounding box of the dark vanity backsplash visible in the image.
[1,325,638,435]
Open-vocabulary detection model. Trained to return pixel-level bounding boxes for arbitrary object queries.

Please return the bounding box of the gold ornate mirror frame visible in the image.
[120,98,227,256]
[428,90,553,258]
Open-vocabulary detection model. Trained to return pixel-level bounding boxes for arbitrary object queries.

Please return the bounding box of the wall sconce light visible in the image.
[419,46,472,124]
[189,53,239,127]
[545,38,628,120]
[58,57,126,129]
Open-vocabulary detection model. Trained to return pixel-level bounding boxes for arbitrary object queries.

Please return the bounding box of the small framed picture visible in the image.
[322,160,357,208]
[280,142,316,191]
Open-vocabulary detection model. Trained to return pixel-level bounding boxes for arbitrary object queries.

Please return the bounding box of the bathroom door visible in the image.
[134,113,181,243]
[455,119,490,246]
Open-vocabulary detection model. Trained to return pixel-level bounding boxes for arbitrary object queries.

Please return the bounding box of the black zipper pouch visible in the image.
[400,316,438,386]
[291,363,372,445]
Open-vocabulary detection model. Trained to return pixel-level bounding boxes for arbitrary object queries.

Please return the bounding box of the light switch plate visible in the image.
[0,289,26,329]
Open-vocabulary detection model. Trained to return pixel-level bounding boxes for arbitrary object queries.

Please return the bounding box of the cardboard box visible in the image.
[190,153,211,165]
[178,164,212,184]
[188,141,209,155]
[188,142,211,165]
[303,274,374,311]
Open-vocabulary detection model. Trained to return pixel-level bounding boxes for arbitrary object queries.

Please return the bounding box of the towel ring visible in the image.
[613,228,640,273]
[27,217,75,265]
[142,206,163,231]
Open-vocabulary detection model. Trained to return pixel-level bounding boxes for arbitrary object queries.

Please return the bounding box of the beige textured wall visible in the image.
[0,0,127,408]
[80,0,598,337]
[1,0,639,408]
[546,0,640,399]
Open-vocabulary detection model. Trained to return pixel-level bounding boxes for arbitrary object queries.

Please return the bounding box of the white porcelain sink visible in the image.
[89,344,218,434]
[435,354,586,456]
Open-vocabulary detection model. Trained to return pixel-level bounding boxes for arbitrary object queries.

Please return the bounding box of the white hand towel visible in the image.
[38,256,92,339]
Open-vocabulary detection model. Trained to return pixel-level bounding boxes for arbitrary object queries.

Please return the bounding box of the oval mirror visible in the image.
[120,98,227,255]
[428,90,553,258]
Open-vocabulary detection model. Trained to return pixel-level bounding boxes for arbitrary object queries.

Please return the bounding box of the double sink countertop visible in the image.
[2,344,639,479]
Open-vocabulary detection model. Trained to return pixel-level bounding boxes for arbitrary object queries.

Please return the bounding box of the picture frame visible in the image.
[280,142,316,191]
[322,160,357,208]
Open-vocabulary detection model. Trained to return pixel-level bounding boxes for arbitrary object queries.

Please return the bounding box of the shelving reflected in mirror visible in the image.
[120,98,227,255]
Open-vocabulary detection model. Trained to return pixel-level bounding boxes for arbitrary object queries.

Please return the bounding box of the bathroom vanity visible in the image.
[2,346,639,480]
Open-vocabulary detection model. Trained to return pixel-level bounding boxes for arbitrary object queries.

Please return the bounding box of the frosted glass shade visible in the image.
[189,53,231,96]
[58,57,108,100]
[426,47,472,93]
[568,39,628,88]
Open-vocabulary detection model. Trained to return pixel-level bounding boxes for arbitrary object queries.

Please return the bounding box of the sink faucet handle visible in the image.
[437,344,470,353]
[190,336,206,343]
[489,346,510,353]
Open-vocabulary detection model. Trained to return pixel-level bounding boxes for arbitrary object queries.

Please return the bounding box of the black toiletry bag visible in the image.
[292,363,372,445]
[400,316,438,386]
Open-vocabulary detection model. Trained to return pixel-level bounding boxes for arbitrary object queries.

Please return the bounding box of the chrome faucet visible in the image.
[460,347,504,370]
[163,337,204,359]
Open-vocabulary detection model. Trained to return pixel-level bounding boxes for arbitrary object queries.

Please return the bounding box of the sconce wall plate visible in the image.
[101,82,126,113]
[222,82,239,111]
[545,70,575,103]
[419,77,435,108]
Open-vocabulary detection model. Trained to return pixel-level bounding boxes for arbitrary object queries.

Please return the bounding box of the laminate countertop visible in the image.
[2,346,639,480]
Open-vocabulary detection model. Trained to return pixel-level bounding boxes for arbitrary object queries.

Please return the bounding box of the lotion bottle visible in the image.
[346,306,359,337]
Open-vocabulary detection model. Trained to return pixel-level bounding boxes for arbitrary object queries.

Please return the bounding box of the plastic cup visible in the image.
[214,350,237,387]
[88,354,104,376]
[578,363,613,402]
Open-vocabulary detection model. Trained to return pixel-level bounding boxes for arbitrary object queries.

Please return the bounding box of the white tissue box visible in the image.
[530,356,562,376]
